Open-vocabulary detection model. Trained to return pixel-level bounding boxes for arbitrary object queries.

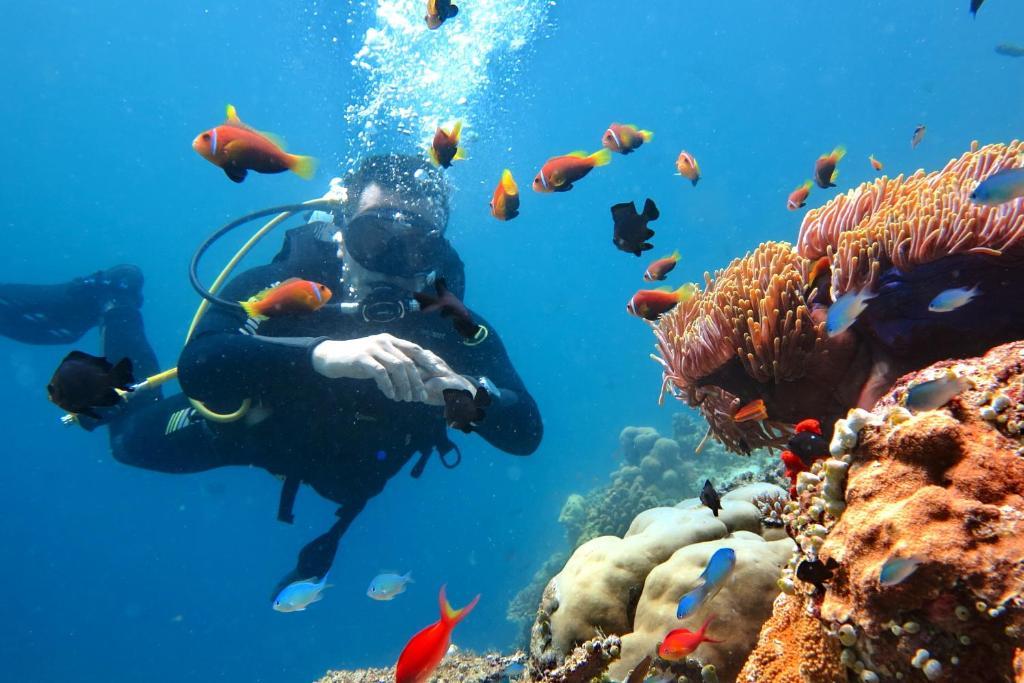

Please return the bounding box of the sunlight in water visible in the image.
[344,0,551,158]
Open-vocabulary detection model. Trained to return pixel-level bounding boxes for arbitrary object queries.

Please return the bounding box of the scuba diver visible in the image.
[0,153,543,595]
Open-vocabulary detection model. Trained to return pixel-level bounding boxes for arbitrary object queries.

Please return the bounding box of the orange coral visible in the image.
[798,140,1024,296]
[737,593,845,683]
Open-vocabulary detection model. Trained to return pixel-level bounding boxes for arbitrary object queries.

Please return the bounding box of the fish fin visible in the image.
[669,249,681,261]
[565,150,588,158]
[110,357,135,390]
[691,176,699,187]
[80,407,103,419]
[224,166,247,183]
[225,104,243,126]
[453,146,468,161]
[448,3,459,18]
[832,145,847,161]
[642,198,660,220]
[261,131,287,149]
[413,288,441,313]
[428,147,440,166]
[500,169,518,194]
[639,129,654,142]
[439,584,480,626]
[93,387,124,407]
[239,300,267,321]
[830,167,840,183]
[449,120,463,142]
[404,572,414,583]
[289,155,318,180]
[589,148,613,167]
[674,283,697,302]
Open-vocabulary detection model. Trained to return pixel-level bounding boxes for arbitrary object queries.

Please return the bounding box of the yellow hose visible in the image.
[103,198,340,424]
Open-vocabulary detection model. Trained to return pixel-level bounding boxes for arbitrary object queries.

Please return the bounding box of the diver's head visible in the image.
[338,153,450,291]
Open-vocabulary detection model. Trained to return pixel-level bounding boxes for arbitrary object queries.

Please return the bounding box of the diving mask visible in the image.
[343,209,446,278]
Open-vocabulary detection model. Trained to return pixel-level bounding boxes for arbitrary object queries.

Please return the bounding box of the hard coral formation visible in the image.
[530,484,794,683]
[736,593,845,683]
[746,341,1024,683]
[654,141,1024,454]
[315,650,525,683]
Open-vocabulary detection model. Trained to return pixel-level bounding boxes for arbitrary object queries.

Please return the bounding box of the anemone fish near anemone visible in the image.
[532,149,612,193]
[643,250,681,281]
[787,180,813,210]
[192,105,317,183]
[490,169,520,221]
[429,121,467,168]
[627,284,696,321]
[814,146,846,188]
[602,123,653,155]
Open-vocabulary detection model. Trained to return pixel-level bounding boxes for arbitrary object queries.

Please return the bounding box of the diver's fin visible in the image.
[448,3,459,18]
[110,357,135,390]
[224,166,247,183]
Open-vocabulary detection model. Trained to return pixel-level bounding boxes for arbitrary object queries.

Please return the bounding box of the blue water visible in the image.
[1,2,1021,682]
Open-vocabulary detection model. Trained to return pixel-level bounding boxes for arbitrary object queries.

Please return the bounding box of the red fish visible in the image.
[806,256,831,293]
[733,398,767,423]
[627,284,696,321]
[813,146,846,188]
[868,154,883,172]
[425,0,459,30]
[781,418,827,496]
[395,586,479,683]
[240,278,332,320]
[643,250,681,282]
[675,150,701,186]
[657,615,722,661]
[787,180,813,210]
[490,169,520,221]
[602,123,654,154]
[429,121,467,168]
[192,105,317,183]
[532,149,612,193]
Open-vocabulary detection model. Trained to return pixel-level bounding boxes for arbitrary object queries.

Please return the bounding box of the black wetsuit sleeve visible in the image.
[456,314,543,455]
[177,264,326,406]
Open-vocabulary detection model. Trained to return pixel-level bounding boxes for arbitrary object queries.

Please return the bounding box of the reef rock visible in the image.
[530,484,794,683]
[748,340,1024,682]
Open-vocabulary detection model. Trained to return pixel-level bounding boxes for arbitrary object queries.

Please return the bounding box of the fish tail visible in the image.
[698,613,717,637]
[450,120,463,142]
[500,169,518,194]
[240,300,266,321]
[801,179,814,191]
[453,146,468,161]
[439,585,480,627]
[428,147,440,166]
[832,145,847,161]
[588,148,613,167]
[289,155,318,180]
[669,249,681,262]
[639,129,654,142]
[830,167,840,184]
[674,283,697,302]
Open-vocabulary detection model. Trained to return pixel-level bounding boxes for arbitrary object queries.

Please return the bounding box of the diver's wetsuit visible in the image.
[0,223,542,591]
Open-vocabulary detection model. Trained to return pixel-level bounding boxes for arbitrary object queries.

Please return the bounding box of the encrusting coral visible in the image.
[315,650,526,683]
[745,340,1024,682]
[653,141,1024,454]
[529,484,794,683]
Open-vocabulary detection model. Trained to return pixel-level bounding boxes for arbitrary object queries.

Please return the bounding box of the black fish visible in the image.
[796,557,839,593]
[970,0,984,17]
[47,351,134,418]
[995,43,1024,58]
[443,387,491,433]
[625,655,652,683]
[414,279,482,340]
[700,479,721,517]
[788,431,829,466]
[426,0,459,29]
[611,198,659,256]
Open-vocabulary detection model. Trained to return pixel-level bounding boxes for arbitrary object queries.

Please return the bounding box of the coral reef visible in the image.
[748,340,1024,682]
[529,483,795,683]
[653,141,1024,454]
[736,593,845,683]
[315,650,525,683]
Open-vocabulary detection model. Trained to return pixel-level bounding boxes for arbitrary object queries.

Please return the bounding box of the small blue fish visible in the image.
[826,288,876,336]
[273,573,330,612]
[367,572,413,601]
[905,369,972,413]
[676,547,737,619]
[928,286,980,313]
[501,662,526,681]
[970,167,1024,206]
[879,555,924,586]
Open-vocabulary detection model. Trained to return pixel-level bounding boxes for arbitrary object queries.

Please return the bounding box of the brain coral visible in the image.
[531,484,794,683]
[654,141,1024,453]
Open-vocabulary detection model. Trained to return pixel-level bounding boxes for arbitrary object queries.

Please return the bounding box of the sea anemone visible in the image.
[654,141,1024,454]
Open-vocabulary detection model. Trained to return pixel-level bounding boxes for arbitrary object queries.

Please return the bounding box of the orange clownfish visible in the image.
[602,123,654,155]
[868,154,883,171]
[733,398,767,423]
[675,150,701,186]
[395,586,479,683]
[425,0,459,30]
[627,284,696,321]
[806,256,831,293]
[490,169,520,221]
[532,149,612,193]
[240,278,332,320]
[192,105,316,183]
[787,180,813,211]
[814,146,846,188]
[657,615,722,661]
[643,250,681,282]
[429,121,467,168]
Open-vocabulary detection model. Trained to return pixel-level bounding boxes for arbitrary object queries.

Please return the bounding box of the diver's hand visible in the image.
[312,334,455,403]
